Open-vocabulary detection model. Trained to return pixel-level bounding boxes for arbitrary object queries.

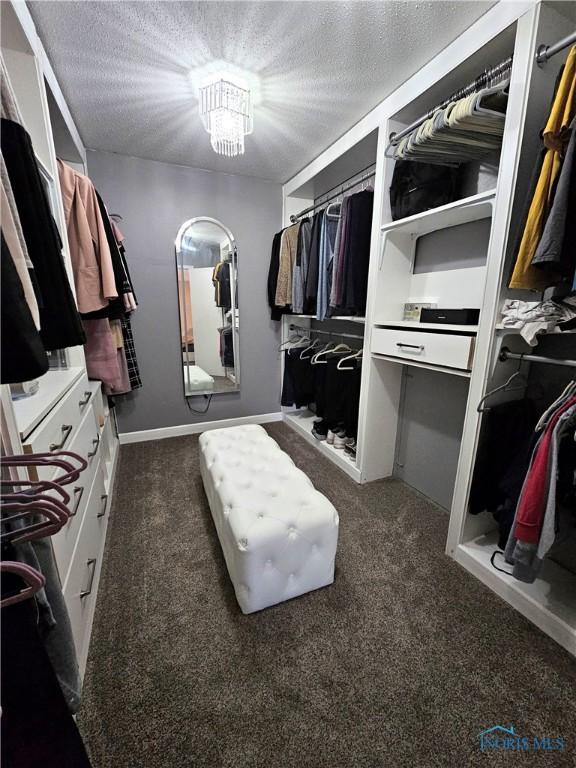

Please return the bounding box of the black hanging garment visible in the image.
[304,211,323,315]
[469,399,538,548]
[1,233,49,383]
[213,261,232,311]
[1,573,92,768]
[80,191,129,320]
[267,231,283,320]
[321,357,362,436]
[219,326,234,367]
[343,189,374,315]
[281,350,315,408]
[1,118,85,351]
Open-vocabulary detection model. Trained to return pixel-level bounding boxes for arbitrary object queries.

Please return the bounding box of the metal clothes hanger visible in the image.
[0,562,45,609]
[476,361,527,413]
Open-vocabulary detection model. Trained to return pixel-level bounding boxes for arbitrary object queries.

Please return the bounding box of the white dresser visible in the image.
[11,369,119,675]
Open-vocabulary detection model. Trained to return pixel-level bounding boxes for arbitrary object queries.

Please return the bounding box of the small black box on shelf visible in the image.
[420,308,480,325]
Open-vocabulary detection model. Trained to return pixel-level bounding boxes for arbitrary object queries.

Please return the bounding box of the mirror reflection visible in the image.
[175,217,239,396]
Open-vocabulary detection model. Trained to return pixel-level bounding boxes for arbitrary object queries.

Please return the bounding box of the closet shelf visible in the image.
[455,533,576,655]
[12,367,85,440]
[494,324,576,336]
[283,409,361,483]
[371,353,472,378]
[380,189,496,236]
[290,314,366,324]
[374,320,478,333]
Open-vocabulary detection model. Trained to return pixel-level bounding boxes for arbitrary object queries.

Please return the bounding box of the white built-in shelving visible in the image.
[282,1,576,654]
[379,189,496,235]
[455,533,576,654]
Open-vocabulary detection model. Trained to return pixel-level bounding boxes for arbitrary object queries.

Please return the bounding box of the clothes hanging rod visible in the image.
[289,324,364,341]
[536,31,576,65]
[388,56,513,148]
[289,165,376,223]
[499,347,576,368]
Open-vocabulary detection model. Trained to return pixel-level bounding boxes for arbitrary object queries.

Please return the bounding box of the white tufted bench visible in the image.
[199,424,339,613]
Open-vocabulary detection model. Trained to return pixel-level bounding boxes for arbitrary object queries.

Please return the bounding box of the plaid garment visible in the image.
[120,316,142,390]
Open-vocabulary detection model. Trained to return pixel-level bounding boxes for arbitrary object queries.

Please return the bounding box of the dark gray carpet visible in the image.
[79,423,576,768]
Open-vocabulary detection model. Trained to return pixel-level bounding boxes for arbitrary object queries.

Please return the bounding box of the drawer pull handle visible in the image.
[396,343,424,352]
[70,486,84,517]
[80,558,97,598]
[97,494,108,518]
[78,391,92,408]
[87,434,100,458]
[50,424,73,452]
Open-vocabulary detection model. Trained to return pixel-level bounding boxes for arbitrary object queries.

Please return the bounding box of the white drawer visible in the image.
[63,467,109,662]
[23,373,93,455]
[52,406,106,582]
[372,328,475,370]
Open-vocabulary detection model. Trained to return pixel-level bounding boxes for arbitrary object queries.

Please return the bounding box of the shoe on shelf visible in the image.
[326,428,343,445]
[312,420,329,441]
[332,430,348,449]
[344,439,357,457]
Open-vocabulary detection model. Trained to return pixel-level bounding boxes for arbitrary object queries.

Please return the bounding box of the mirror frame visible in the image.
[174,216,239,398]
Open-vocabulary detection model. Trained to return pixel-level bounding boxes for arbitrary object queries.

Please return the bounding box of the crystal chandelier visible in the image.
[199,78,253,157]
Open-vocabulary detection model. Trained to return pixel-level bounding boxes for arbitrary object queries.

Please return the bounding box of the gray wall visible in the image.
[87,150,282,433]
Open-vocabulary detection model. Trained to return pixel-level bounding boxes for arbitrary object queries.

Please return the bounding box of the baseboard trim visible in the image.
[118,412,283,445]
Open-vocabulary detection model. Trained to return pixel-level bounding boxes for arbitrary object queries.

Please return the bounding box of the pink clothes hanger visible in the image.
[0,561,45,608]
[0,478,71,505]
[1,498,69,543]
[1,451,88,485]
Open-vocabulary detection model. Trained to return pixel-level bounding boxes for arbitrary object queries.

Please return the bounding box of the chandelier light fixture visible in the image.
[199,77,253,157]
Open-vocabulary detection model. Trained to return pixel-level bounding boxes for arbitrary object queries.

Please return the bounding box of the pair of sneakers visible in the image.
[326,427,347,449]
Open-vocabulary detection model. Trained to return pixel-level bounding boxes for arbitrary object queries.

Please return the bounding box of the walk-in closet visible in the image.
[1,2,575,767]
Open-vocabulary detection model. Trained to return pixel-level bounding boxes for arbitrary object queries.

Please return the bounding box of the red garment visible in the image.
[514,395,576,544]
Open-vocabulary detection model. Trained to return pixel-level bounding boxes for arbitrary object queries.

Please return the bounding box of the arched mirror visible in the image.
[175,217,239,397]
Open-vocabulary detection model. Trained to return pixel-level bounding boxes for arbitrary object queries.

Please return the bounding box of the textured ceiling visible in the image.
[28,1,495,182]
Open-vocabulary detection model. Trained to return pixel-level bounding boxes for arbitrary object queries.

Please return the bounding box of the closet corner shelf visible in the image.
[374,320,478,333]
[283,409,362,483]
[290,314,366,324]
[371,353,471,378]
[380,189,496,236]
[12,367,85,441]
[455,533,576,655]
